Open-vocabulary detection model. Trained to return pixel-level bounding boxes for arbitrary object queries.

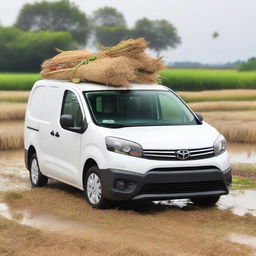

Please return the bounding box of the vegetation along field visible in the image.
[0,73,40,91]
[160,69,256,91]
[2,69,256,92]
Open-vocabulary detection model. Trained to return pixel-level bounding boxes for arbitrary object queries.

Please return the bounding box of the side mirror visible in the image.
[60,114,74,129]
[195,112,203,123]
[60,114,87,133]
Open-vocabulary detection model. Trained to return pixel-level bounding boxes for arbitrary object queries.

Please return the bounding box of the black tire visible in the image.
[29,153,48,187]
[84,166,113,209]
[190,195,220,207]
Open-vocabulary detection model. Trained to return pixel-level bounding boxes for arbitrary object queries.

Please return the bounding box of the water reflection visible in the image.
[228,144,256,164]
[218,190,256,216]
[228,233,256,249]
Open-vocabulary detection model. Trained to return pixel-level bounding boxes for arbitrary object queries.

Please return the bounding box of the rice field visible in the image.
[1,69,256,92]
[0,91,30,103]
[203,111,256,144]
[160,69,256,91]
[189,101,256,112]
[0,73,40,91]
[177,89,256,103]
[0,102,26,121]
[0,121,24,150]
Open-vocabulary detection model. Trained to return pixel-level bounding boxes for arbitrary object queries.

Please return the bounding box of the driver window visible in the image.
[61,90,84,127]
[158,94,184,122]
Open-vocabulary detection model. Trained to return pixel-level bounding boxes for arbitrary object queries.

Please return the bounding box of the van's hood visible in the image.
[96,122,220,149]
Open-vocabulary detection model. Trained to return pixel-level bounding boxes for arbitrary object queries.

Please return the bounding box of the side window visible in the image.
[158,94,184,122]
[61,90,84,128]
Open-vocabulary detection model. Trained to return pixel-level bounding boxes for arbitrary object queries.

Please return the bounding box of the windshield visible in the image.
[84,90,198,128]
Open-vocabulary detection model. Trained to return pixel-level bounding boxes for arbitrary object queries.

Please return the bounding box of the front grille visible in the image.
[143,147,215,161]
[149,166,219,172]
[140,180,226,194]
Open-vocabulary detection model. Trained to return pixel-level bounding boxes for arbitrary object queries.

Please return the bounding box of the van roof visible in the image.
[35,80,169,91]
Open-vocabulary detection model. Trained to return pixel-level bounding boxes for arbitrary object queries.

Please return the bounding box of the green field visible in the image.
[0,73,40,91]
[160,69,256,91]
[1,69,256,91]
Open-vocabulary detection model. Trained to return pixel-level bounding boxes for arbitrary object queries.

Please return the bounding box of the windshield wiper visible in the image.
[100,123,127,128]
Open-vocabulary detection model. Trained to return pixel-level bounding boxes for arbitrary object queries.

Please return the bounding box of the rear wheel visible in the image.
[84,166,113,209]
[190,195,220,207]
[29,153,48,187]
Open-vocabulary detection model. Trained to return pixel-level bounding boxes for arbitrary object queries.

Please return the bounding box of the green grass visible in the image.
[1,70,256,92]
[160,69,256,91]
[0,73,40,91]
[232,177,256,189]
[234,164,256,173]
[0,98,28,103]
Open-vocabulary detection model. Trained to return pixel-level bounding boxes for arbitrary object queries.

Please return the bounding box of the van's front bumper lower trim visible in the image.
[100,167,231,201]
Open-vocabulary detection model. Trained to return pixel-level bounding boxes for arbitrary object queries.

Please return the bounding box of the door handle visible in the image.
[55,132,60,138]
[50,131,55,136]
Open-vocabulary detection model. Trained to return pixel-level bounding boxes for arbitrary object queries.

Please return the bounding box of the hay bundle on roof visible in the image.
[40,38,165,87]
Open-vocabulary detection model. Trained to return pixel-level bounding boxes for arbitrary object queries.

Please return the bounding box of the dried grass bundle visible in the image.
[102,38,148,58]
[40,38,165,87]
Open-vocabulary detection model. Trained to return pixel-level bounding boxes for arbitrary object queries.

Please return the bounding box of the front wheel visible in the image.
[29,153,48,187]
[190,195,220,207]
[84,166,113,209]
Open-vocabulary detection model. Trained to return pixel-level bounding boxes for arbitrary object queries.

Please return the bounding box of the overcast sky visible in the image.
[0,0,255,63]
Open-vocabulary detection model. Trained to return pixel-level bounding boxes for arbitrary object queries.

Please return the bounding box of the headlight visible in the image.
[105,137,143,157]
[214,135,226,156]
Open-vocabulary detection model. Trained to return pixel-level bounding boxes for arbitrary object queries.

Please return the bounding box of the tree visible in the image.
[92,6,126,27]
[132,18,181,56]
[95,26,130,46]
[239,57,256,71]
[0,27,76,72]
[15,0,89,44]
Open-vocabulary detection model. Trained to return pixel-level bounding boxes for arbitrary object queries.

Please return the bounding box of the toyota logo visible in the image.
[176,149,190,160]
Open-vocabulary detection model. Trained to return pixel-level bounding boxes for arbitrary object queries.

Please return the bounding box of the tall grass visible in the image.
[0,103,26,121]
[160,69,256,91]
[0,91,30,103]
[0,73,40,91]
[189,101,256,112]
[0,121,24,150]
[177,89,256,102]
[204,111,256,144]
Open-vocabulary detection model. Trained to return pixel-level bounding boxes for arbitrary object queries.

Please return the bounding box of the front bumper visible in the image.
[100,167,232,201]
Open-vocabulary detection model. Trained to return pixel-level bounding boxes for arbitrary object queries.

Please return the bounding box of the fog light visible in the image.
[116,180,126,190]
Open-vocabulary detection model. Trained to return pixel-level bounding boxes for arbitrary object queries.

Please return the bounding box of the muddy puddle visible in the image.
[218,190,256,216]
[157,190,256,217]
[0,202,111,239]
[0,202,104,237]
[0,150,27,178]
[0,150,30,191]
[1,201,256,255]
[228,233,256,249]
[228,143,256,164]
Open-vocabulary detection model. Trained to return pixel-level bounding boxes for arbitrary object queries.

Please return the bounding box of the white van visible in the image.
[24,80,231,209]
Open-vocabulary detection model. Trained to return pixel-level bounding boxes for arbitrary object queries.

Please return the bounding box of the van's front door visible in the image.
[49,89,85,187]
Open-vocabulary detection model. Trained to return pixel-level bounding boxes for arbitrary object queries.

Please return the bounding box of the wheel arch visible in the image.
[82,158,98,188]
[27,145,36,170]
